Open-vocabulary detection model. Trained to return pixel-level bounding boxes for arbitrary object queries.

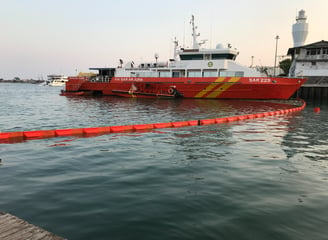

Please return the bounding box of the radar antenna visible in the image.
[198,39,208,48]
[173,37,179,61]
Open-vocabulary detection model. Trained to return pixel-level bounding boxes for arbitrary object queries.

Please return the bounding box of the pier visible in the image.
[295,84,328,100]
[0,212,65,240]
[293,77,328,100]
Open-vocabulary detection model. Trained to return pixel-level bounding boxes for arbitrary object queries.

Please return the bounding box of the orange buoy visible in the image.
[314,107,320,113]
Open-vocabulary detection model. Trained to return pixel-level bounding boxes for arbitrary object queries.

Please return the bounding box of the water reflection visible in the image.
[282,106,328,162]
[63,96,300,127]
[2,84,328,240]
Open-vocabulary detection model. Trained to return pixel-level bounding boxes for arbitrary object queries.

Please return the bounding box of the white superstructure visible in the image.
[292,10,309,47]
[111,16,263,79]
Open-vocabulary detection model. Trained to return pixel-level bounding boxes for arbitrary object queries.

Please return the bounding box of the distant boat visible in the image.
[47,74,68,87]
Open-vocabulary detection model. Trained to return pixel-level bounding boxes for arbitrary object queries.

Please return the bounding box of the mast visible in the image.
[173,37,179,61]
[190,15,200,49]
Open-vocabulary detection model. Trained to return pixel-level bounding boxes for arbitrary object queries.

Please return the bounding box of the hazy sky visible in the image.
[1,0,327,79]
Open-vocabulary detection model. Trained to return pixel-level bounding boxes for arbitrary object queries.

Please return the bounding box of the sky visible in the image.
[1,0,327,80]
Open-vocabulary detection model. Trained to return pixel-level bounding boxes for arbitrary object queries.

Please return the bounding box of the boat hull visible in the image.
[61,76,306,99]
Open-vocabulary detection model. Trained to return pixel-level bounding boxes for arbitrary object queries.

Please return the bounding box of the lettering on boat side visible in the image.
[116,77,144,82]
[249,78,271,83]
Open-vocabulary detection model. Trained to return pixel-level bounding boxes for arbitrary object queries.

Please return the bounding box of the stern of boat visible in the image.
[60,76,89,95]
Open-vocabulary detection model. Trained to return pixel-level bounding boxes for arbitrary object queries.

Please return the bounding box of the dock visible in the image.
[295,84,328,100]
[0,212,66,240]
[293,77,328,100]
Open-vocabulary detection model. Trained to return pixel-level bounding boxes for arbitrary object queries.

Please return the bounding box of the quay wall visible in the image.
[293,76,328,100]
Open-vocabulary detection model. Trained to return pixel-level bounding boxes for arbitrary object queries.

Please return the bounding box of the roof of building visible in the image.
[287,40,328,55]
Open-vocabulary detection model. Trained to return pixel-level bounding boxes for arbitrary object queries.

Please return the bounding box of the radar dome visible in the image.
[216,43,224,49]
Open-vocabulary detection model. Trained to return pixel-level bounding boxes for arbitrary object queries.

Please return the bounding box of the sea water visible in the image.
[0,83,328,240]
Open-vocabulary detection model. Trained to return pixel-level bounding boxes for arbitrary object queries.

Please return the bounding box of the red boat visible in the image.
[61,16,306,99]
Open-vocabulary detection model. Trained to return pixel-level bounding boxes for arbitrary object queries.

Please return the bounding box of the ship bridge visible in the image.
[178,45,238,61]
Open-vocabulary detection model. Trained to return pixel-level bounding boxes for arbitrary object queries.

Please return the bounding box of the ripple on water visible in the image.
[1,84,328,240]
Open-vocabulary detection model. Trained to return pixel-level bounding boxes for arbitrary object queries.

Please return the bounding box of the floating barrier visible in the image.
[0,100,306,144]
[153,122,174,128]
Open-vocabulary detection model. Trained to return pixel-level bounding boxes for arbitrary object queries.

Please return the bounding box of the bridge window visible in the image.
[212,54,235,60]
[180,54,203,60]
[204,54,211,60]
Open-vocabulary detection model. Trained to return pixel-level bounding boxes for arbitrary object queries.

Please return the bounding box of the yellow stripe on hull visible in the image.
[194,77,240,98]
[206,77,240,98]
[194,77,227,98]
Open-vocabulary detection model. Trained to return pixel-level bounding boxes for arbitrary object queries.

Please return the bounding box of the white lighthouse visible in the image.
[292,9,308,47]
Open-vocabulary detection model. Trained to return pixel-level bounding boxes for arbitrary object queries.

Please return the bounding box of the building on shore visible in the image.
[287,10,328,85]
[288,40,328,80]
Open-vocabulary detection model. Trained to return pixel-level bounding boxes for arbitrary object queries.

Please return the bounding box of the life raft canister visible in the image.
[168,87,176,95]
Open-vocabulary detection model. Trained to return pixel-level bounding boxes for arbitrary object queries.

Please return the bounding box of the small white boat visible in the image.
[47,74,68,87]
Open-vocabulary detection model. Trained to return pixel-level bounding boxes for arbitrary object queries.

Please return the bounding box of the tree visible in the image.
[279,59,292,76]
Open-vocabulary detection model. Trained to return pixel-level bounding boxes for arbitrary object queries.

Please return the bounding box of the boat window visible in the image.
[220,71,231,77]
[204,54,211,60]
[188,70,202,77]
[90,76,111,82]
[159,71,171,77]
[219,71,244,77]
[220,71,234,77]
[138,72,157,77]
[172,71,180,78]
[212,54,235,60]
[203,70,218,77]
[180,54,204,60]
[235,71,244,77]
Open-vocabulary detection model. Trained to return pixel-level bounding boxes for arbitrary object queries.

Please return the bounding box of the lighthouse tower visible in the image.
[292,9,308,47]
